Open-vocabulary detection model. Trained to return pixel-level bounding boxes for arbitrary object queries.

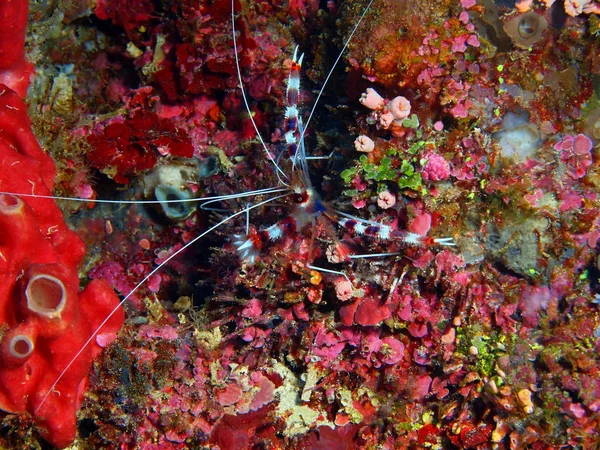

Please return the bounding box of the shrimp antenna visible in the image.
[231,0,290,187]
[0,187,288,205]
[296,0,375,157]
[34,190,293,413]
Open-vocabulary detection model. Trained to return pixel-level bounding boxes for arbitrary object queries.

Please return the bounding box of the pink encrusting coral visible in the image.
[3,0,600,448]
[555,133,594,179]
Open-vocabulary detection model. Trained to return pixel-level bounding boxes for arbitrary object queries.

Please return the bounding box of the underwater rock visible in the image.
[485,217,550,278]
[493,111,541,162]
[142,158,215,220]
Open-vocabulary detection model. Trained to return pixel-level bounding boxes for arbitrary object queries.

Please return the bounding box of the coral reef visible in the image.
[2,0,600,448]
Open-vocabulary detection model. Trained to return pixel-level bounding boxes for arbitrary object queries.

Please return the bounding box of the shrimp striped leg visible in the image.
[233,188,323,264]
[332,210,456,249]
[233,215,301,265]
[285,47,312,178]
[34,191,293,412]
[284,46,304,158]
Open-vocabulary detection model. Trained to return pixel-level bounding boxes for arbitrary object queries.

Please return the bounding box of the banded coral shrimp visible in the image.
[0,0,462,448]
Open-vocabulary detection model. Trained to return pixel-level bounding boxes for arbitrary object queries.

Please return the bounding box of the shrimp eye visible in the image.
[294,192,308,204]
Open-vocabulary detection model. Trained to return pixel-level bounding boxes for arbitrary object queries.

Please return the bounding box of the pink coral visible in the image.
[379,111,394,129]
[564,0,596,16]
[326,242,352,263]
[422,151,451,181]
[359,88,384,110]
[354,135,375,152]
[377,190,396,209]
[516,0,534,11]
[555,133,593,179]
[335,279,354,301]
[584,1,600,13]
[388,96,411,121]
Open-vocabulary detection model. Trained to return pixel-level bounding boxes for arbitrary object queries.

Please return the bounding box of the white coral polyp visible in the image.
[564,0,598,16]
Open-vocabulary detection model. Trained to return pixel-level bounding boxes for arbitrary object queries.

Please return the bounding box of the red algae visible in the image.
[2,0,600,448]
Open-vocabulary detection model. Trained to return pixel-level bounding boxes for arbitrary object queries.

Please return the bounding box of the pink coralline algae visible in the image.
[354,294,392,326]
[339,288,394,327]
[421,151,451,181]
[215,383,243,407]
[380,337,405,365]
[555,133,594,179]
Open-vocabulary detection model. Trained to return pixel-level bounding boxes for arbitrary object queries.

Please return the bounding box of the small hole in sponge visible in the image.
[11,335,34,358]
[0,193,20,207]
[26,274,67,318]
[0,193,23,214]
